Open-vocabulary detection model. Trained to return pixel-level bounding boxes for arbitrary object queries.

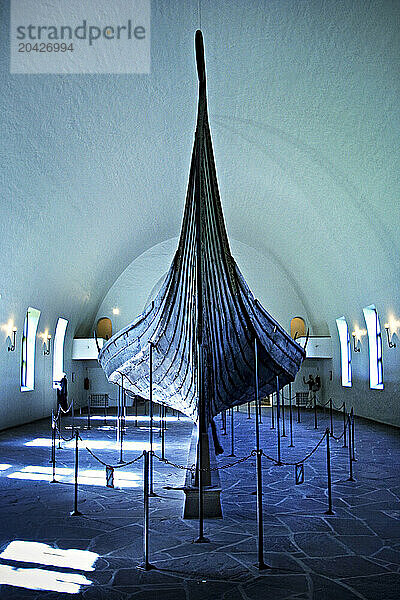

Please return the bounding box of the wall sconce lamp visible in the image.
[384,323,396,348]
[43,334,51,355]
[8,327,17,352]
[352,328,366,352]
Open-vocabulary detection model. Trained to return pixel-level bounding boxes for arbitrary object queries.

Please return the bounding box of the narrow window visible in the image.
[290,317,306,340]
[20,307,41,392]
[363,305,383,390]
[336,316,352,387]
[53,318,68,388]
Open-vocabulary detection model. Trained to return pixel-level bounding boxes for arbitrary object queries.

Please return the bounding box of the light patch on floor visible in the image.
[0,541,96,594]
[0,541,98,571]
[7,465,141,487]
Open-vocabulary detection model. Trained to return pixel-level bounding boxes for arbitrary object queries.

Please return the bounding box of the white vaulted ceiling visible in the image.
[0,0,399,427]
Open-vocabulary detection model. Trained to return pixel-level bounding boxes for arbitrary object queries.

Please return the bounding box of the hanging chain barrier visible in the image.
[261,428,328,467]
[55,422,75,443]
[152,450,257,474]
[331,428,346,442]
[318,398,344,411]
[47,393,356,570]
[52,402,76,442]
[76,432,143,470]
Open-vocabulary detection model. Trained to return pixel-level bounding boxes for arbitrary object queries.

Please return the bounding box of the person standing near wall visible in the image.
[303,374,315,408]
[313,375,321,406]
[57,373,68,412]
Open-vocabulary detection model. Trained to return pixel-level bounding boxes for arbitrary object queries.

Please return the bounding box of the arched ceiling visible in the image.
[1,0,399,336]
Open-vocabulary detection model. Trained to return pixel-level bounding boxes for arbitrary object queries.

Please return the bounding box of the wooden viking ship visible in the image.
[98,31,305,427]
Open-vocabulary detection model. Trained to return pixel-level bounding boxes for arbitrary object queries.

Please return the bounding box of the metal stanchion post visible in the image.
[135,395,138,427]
[254,339,260,452]
[222,410,227,435]
[119,377,125,464]
[229,407,235,457]
[342,402,347,447]
[254,338,269,569]
[276,376,281,465]
[51,416,57,483]
[297,395,301,423]
[281,391,286,436]
[71,398,74,430]
[49,412,54,464]
[139,450,155,571]
[122,387,126,430]
[351,409,356,461]
[70,430,82,516]
[256,449,269,570]
[247,401,251,419]
[116,386,120,442]
[161,405,165,461]
[329,398,334,436]
[149,343,155,497]
[119,415,124,464]
[87,398,91,430]
[194,346,209,544]
[347,415,355,482]
[325,429,334,515]
[289,383,294,447]
[271,393,275,429]
[57,414,62,449]
[314,397,318,429]
[159,402,162,438]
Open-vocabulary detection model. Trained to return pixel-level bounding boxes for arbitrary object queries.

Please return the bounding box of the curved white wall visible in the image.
[1,1,399,428]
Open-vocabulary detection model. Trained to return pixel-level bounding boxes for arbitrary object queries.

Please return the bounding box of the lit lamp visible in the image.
[43,334,51,355]
[384,323,396,348]
[352,327,366,352]
[8,327,17,352]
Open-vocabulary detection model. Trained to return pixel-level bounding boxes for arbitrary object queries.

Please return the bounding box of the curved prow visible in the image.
[195,30,206,85]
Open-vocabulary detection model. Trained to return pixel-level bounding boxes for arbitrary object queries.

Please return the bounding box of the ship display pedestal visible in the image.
[183,426,222,519]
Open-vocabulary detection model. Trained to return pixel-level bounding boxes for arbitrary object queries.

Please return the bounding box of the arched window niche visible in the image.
[97,317,112,341]
[290,317,306,340]
[21,307,41,392]
[53,318,68,389]
[336,316,352,387]
[363,304,383,390]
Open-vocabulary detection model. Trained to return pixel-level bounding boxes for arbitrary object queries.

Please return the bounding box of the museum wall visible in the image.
[1,1,399,429]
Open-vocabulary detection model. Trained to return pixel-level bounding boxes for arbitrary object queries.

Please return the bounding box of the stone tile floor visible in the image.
[0,405,398,599]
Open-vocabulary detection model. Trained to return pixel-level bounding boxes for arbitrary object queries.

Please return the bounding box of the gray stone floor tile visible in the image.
[303,555,390,578]
[0,408,398,599]
[242,574,309,599]
[336,535,383,556]
[310,575,363,600]
[341,573,400,600]
[293,532,350,557]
